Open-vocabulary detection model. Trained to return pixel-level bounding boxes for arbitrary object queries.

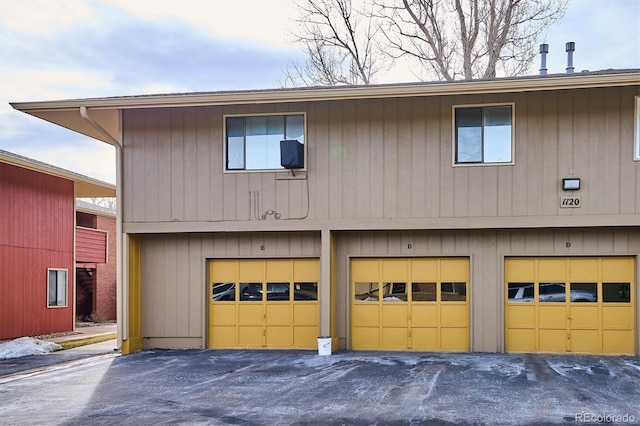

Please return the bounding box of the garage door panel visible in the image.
[411,259,437,282]
[538,306,566,328]
[293,326,318,348]
[238,260,263,281]
[382,327,408,349]
[352,259,380,281]
[601,258,634,281]
[603,330,635,355]
[210,304,237,325]
[411,328,438,350]
[569,259,599,282]
[382,260,408,281]
[238,305,264,325]
[265,305,291,325]
[411,305,437,326]
[505,258,535,282]
[440,258,469,281]
[570,329,600,353]
[602,306,634,329]
[440,305,469,327]
[238,326,264,348]
[506,305,535,328]
[266,260,291,281]
[506,329,536,352]
[209,326,236,348]
[538,259,566,281]
[440,328,468,351]
[570,306,599,328]
[266,326,292,347]
[211,260,237,282]
[352,327,379,350]
[294,259,319,282]
[294,304,318,326]
[353,304,379,326]
[382,304,408,327]
[538,329,567,352]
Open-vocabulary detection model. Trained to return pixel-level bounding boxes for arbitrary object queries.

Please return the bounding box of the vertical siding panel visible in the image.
[383,98,398,218]
[397,99,413,218]
[572,89,590,215]
[156,109,173,221]
[369,99,384,218]
[557,90,574,217]
[142,109,158,222]
[588,88,607,213]
[210,107,224,221]
[312,102,330,220]
[174,237,190,335]
[424,97,441,217]
[526,91,543,215]
[183,108,198,221]
[236,173,250,220]
[619,88,639,214]
[541,91,560,215]
[171,109,185,220]
[342,100,357,219]
[356,100,371,219]
[603,88,622,214]
[512,93,529,216]
[411,97,426,217]
[440,97,454,217]
[195,107,211,221]
[329,101,343,219]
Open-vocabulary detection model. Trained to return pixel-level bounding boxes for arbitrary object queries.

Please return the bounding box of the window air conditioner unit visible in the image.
[280,140,304,169]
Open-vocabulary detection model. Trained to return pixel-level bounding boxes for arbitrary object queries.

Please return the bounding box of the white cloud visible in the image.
[0,0,92,35]
[105,0,299,47]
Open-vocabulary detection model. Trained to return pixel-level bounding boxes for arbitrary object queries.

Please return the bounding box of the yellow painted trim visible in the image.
[122,235,143,355]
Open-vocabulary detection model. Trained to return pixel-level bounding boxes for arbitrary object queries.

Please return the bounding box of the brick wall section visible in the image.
[94,214,117,321]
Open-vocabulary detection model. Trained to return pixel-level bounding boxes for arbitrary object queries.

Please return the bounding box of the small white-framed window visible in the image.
[453,103,514,165]
[48,269,68,307]
[635,96,640,161]
[224,113,306,171]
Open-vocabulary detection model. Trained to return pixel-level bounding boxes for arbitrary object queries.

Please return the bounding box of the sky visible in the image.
[0,0,639,185]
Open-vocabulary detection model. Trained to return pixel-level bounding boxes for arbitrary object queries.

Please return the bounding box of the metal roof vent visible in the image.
[566,42,575,74]
[539,44,549,76]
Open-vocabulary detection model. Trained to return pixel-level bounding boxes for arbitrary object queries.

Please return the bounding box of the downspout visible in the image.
[80,106,126,350]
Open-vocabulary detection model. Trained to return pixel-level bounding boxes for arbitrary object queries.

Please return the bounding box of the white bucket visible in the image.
[317,336,332,356]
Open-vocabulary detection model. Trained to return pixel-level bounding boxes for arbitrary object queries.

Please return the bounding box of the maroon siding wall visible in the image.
[95,214,116,321]
[0,162,75,340]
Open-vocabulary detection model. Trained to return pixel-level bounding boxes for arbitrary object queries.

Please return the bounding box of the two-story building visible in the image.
[11,69,640,355]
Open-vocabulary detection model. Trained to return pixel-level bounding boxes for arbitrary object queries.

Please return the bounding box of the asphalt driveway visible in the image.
[1,349,639,425]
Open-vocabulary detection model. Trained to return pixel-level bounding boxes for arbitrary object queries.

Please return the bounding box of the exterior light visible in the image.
[562,178,580,191]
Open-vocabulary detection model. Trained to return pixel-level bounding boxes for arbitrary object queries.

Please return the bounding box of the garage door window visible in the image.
[569,283,597,303]
[441,282,466,301]
[507,283,534,302]
[355,282,378,301]
[603,283,631,303]
[412,282,436,301]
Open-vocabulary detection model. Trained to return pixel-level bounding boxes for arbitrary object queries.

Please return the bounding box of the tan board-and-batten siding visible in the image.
[122,86,639,232]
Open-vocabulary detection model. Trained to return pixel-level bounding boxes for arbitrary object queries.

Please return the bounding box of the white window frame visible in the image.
[635,96,640,161]
[223,112,307,172]
[47,268,68,308]
[452,102,515,166]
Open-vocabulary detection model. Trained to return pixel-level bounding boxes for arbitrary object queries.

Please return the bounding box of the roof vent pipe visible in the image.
[539,44,549,75]
[565,42,575,74]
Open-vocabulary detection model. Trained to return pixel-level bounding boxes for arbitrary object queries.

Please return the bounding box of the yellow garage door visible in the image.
[208,259,319,349]
[351,258,469,351]
[505,257,635,355]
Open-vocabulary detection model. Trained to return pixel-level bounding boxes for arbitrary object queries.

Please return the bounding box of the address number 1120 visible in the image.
[560,196,581,208]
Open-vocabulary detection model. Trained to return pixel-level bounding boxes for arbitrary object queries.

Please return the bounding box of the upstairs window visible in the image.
[225,114,305,171]
[48,269,67,307]
[454,104,513,164]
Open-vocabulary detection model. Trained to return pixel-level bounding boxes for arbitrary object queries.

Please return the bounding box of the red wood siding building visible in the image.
[0,150,115,340]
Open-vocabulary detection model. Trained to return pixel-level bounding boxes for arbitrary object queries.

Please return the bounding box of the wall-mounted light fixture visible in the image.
[562,178,581,191]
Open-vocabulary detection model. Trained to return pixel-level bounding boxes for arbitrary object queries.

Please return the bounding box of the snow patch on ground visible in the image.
[0,337,62,360]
